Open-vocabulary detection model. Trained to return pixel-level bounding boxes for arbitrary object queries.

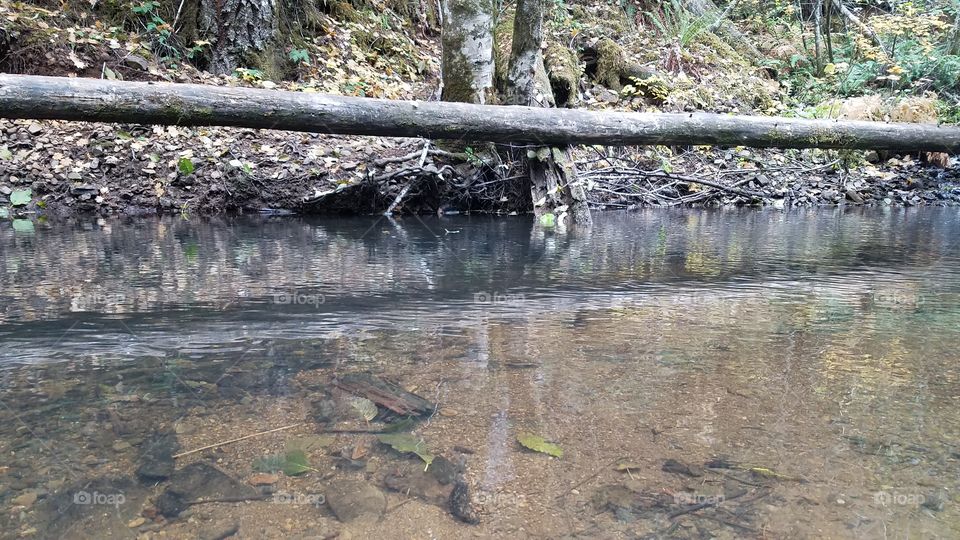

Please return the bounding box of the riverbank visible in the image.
[1,116,958,219]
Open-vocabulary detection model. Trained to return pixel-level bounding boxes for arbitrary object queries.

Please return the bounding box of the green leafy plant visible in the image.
[177,157,195,175]
[130,1,177,58]
[289,48,310,64]
[234,68,265,82]
[643,0,713,47]
[10,189,32,207]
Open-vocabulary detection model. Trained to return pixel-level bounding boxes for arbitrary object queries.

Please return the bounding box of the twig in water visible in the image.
[172,423,304,458]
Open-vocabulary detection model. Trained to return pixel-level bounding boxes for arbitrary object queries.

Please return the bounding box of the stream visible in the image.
[1,208,958,538]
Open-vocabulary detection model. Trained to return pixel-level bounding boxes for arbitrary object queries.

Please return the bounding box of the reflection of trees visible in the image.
[2,209,957,327]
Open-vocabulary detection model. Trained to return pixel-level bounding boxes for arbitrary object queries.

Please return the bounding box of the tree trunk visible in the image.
[505,0,591,224]
[3,75,960,152]
[198,0,277,75]
[950,2,960,56]
[813,0,824,74]
[832,0,887,59]
[440,0,495,104]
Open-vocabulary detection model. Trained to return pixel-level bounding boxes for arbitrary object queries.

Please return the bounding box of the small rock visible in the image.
[198,519,240,540]
[136,432,179,483]
[123,54,150,71]
[450,481,479,524]
[662,459,704,477]
[248,473,279,486]
[27,123,42,135]
[127,517,146,528]
[922,494,944,512]
[598,89,620,104]
[325,480,386,523]
[12,491,38,507]
[112,440,132,452]
[845,188,864,203]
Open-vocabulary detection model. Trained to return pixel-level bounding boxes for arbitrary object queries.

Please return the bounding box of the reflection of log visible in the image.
[334,373,435,417]
[2,74,960,152]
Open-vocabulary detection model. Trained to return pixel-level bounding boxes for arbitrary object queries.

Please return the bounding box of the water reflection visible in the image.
[0,208,958,538]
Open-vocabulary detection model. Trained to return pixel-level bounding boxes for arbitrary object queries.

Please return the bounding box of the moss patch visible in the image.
[544,40,581,107]
[595,38,625,91]
[493,8,515,95]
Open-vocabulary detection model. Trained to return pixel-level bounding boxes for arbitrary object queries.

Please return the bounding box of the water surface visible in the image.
[1,209,958,538]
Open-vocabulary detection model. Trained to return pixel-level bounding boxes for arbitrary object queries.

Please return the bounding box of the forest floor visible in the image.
[0,0,958,218]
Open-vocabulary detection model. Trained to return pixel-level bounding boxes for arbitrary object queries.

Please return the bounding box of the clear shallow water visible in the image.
[1,209,959,538]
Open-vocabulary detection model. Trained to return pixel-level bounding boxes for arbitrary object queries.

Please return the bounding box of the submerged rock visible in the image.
[325,479,386,523]
[198,518,241,540]
[136,431,179,483]
[38,476,148,539]
[157,462,260,518]
[382,457,477,524]
[450,480,479,524]
[662,458,704,477]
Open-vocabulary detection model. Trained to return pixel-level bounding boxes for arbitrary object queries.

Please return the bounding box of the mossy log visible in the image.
[1,75,960,152]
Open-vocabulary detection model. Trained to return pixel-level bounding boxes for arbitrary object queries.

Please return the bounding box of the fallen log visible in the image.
[0,74,959,152]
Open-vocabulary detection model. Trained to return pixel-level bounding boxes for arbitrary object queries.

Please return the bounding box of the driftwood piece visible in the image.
[333,373,435,417]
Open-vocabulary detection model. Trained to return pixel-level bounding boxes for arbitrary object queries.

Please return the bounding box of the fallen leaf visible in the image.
[517,433,562,458]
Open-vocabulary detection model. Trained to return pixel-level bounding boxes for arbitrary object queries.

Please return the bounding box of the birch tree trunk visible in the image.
[505,0,591,224]
[440,0,495,104]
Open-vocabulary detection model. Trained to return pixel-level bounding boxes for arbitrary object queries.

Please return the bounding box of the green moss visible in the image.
[493,8,515,95]
[243,44,293,81]
[441,27,482,104]
[329,1,361,22]
[544,40,581,107]
[693,31,747,67]
[595,38,625,91]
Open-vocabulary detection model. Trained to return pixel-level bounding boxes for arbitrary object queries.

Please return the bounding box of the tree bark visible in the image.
[440,0,495,104]
[2,75,960,152]
[950,2,960,56]
[505,0,591,224]
[813,0,824,74]
[196,0,277,75]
